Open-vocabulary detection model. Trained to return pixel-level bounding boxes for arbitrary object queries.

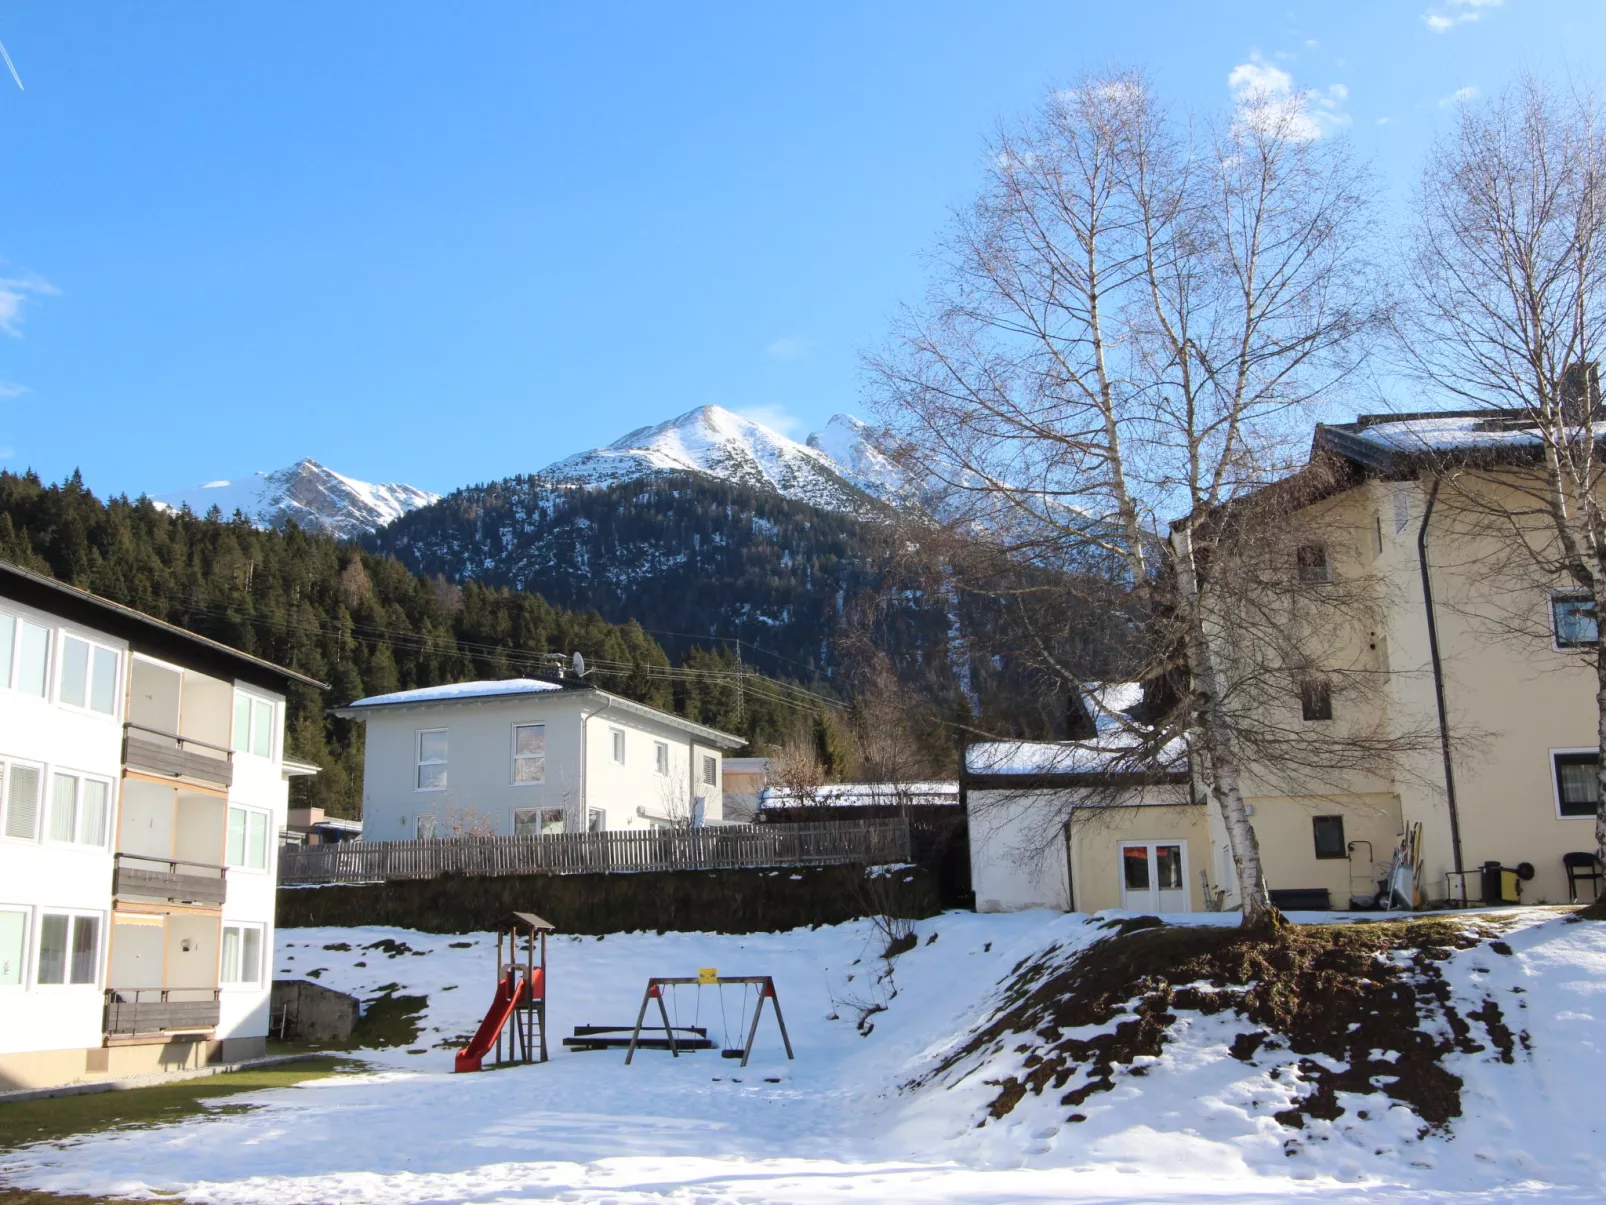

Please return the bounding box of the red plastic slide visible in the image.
[454,968,544,1073]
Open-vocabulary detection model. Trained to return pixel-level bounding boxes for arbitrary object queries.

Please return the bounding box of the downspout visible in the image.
[1416,478,1465,875]
[580,692,616,827]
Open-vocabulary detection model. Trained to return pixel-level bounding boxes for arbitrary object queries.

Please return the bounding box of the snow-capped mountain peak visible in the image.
[152,459,438,539]
[538,405,886,516]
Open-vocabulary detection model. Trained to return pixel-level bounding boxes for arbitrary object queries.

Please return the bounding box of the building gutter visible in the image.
[1416,478,1466,876]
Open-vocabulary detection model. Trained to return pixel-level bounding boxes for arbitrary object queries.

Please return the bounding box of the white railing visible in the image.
[277,818,911,885]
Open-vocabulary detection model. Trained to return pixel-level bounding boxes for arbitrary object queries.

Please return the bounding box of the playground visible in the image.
[4,909,1606,1204]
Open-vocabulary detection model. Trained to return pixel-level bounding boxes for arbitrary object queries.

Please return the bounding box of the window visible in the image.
[513,724,546,784]
[2,761,42,841]
[587,808,605,833]
[1299,678,1333,722]
[220,924,264,986]
[37,913,99,986]
[655,741,670,776]
[1554,752,1600,818]
[232,693,276,758]
[48,774,111,847]
[1552,592,1598,648]
[1313,815,1347,859]
[416,729,447,790]
[611,728,626,765]
[702,755,718,787]
[0,909,25,987]
[227,806,270,870]
[515,807,566,836]
[15,620,48,697]
[1296,544,1331,584]
[415,813,437,839]
[57,635,119,715]
[0,614,11,687]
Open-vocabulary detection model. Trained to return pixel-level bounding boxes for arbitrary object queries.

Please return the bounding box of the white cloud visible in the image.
[1423,0,1503,33]
[0,269,58,337]
[765,336,810,362]
[1440,85,1479,108]
[1376,116,1394,126]
[0,381,26,399]
[1227,54,1351,141]
[0,446,15,460]
[734,404,805,436]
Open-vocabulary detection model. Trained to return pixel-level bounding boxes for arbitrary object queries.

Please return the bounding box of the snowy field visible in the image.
[5,908,1606,1204]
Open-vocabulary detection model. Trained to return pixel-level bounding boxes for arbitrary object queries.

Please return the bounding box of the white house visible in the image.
[0,561,324,1091]
[334,678,747,838]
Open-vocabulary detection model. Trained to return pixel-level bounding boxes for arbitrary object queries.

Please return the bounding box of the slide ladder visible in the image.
[454,967,544,1073]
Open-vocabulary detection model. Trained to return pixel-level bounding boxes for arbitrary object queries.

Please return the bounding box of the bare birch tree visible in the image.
[869,69,1388,926]
[1398,75,1606,862]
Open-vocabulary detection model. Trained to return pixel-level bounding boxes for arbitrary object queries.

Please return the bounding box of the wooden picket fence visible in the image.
[278,818,912,886]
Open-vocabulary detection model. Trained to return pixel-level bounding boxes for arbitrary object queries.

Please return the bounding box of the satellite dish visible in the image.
[572,650,587,678]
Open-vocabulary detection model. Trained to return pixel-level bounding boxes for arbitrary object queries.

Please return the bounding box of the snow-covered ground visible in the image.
[5,909,1606,1204]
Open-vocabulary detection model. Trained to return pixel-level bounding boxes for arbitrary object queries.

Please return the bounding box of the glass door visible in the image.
[1119,842,1189,912]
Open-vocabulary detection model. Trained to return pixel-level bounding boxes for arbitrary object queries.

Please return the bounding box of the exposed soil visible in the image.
[920,915,1524,1133]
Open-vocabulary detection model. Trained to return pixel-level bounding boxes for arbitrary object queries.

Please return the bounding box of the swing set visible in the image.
[623,970,794,1067]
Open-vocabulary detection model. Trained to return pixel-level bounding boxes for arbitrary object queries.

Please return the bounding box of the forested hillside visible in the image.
[0,470,814,816]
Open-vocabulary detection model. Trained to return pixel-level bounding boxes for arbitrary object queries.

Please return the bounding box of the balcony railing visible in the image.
[112,853,227,906]
[123,723,233,789]
[104,987,221,1036]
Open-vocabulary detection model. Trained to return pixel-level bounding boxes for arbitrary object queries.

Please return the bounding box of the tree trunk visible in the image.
[1169,525,1281,929]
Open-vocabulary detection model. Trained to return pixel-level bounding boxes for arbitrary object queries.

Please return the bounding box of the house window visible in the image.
[702,755,718,787]
[1552,592,1598,647]
[1296,544,1331,584]
[1312,815,1347,859]
[220,924,264,986]
[513,807,566,836]
[232,693,276,759]
[1299,678,1333,722]
[2,760,42,842]
[513,724,546,784]
[13,619,49,698]
[588,808,605,833]
[655,741,670,776]
[1554,752,1600,818]
[48,773,111,847]
[611,728,626,765]
[57,635,119,715]
[36,913,99,986]
[415,813,437,839]
[416,729,447,790]
[227,806,270,870]
[0,908,25,986]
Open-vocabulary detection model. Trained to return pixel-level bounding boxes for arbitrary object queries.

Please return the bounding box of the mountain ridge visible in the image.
[152,459,439,539]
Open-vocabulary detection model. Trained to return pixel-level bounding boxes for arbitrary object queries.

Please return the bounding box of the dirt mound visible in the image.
[921,915,1524,1132]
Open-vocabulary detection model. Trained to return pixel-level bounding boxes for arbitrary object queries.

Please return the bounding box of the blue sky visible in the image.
[0,1,1600,499]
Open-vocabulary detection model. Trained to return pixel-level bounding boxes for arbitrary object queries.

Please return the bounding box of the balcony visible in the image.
[123,724,233,789]
[104,988,221,1037]
[112,853,227,906]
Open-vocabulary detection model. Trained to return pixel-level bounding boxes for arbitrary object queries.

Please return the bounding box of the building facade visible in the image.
[336,679,746,838]
[0,562,322,1091]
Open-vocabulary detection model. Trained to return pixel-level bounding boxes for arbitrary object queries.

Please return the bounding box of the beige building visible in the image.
[970,411,1606,914]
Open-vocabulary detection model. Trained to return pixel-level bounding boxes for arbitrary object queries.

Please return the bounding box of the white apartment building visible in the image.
[335,678,746,838]
[0,561,324,1091]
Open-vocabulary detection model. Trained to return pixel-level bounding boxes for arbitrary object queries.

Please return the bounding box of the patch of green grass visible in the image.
[0,1057,355,1153]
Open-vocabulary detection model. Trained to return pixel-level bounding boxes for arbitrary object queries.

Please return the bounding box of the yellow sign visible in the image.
[697,967,719,984]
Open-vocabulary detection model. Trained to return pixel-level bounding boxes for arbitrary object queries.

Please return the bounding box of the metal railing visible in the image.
[104,987,222,1035]
[278,817,911,885]
[122,723,233,788]
[112,852,227,906]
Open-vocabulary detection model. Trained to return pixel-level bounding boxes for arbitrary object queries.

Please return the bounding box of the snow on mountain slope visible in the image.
[806,413,910,504]
[539,405,889,518]
[152,459,438,539]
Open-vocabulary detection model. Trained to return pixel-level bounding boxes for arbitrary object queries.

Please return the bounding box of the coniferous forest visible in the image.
[0,470,817,817]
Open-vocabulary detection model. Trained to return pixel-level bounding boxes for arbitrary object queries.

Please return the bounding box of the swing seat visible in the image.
[720,1048,745,1059]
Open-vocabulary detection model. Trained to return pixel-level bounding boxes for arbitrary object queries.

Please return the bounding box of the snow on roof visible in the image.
[760,781,959,808]
[965,681,1186,778]
[1343,415,1555,454]
[345,678,566,708]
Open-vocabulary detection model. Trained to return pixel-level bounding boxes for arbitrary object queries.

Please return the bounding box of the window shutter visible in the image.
[4,764,40,840]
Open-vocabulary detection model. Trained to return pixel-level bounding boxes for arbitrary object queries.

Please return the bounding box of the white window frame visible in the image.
[2,614,53,700]
[1,756,46,844]
[610,727,626,766]
[54,630,121,718]
[34,909,103,988]
[654,741,670,777]
[45,770,114,849]
[220,922,266,988]
[0,905,28,989]
[512,723,546,786]
[416,728,448,792]
[701,754,718,787]
[227,805,272,871]
[415,813,437,839]
[232,690,278,760]
[515,806,566,836]
[1551,747,1600,821]
[587,807,605,833]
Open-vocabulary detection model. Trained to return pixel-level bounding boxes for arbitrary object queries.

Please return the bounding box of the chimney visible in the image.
[1560,361,1602,424]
